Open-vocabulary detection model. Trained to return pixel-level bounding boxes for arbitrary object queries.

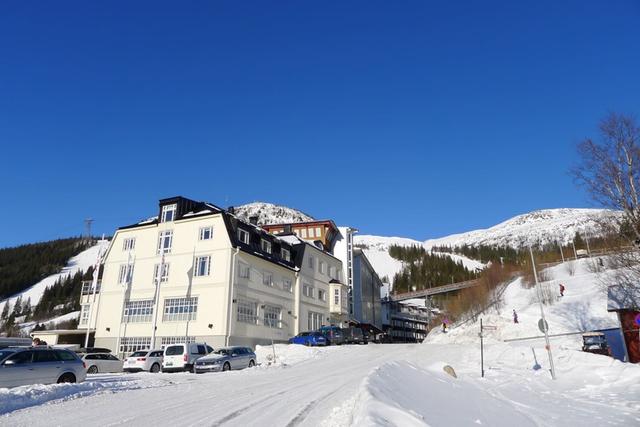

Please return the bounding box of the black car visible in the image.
[343,327,367,345]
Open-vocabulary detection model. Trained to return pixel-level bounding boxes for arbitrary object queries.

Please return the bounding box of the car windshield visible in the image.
[130,351,147,357]
[214,349,231,356]
[584,336,605,345]
[165,345,184,356]
[299,333,309,336]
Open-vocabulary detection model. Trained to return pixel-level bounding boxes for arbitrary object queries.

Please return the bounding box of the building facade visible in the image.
[352,249,383,329]
[89,197,343,356]
[381,299,430,343]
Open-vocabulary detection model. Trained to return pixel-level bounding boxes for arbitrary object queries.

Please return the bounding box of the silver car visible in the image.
[0,347,87,388]
[194,346,256,373]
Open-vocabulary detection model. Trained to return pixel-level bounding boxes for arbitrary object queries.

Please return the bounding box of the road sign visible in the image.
[538,318,549,333]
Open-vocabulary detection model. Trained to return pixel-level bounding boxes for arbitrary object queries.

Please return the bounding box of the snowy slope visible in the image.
[0,241,109,315]
[233,202,314,226]
[424,208,621,249]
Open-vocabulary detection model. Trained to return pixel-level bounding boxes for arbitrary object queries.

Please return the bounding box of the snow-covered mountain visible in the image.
[233,202,314,226]
[423,208,621,249]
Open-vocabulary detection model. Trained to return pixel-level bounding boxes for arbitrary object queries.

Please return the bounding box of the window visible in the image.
[161,336,196,346]
[161,204,177,222]
[237,300,258,324]
[263,305,281,328]
[6,351,33,365]
[119,337,151,356]
[118,264,135,285]
[329,266,336,279]
[153,263,170,283]
[33,350,58,363]
[81,281,100,295]
[301,228,308,238]
[163,297,198,322]
[319,261,326,275]
[238,229,250,244]
[315,227,322,238]
[318,289,326,301]
[281,248,291,262]
[199,226,213,240]
[157,230,173,254]
[261,239,272,254]
[308,256,314,269]
[308,312,323,330]
[122,300,154,323]
[238,262,250,279]
[303,283,313,298]
[334,289,340,305]
[122,238,136,251]
[80,304,90,326]
[283,278,293,293]
[262,271,273,287]
[308,228,315,238]
[195,256,211,277]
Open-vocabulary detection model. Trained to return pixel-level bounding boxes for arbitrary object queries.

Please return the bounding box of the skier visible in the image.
[559,283,565,297]
[513,309,519,324]
[442,322,447,333]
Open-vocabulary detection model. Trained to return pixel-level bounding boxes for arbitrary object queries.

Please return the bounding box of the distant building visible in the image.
[381,299,431,343]
[87,197,343,356]
[262,220,341,253]
[352,249,383,329]
[607,285,640,363]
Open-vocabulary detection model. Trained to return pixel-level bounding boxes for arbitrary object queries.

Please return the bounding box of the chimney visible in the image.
[249,215,259,225]
[284,224,292,234]
[228,206,235,214]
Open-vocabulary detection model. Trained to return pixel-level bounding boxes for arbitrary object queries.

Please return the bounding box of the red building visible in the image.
[607,285,640,363]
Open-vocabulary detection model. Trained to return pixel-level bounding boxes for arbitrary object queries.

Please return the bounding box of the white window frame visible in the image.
[163,297,198,322]
[301,228,308,238]
[161,336,196,346]
[319,261,326,275]
[194,255,211,277]
[262,271,273,287]
[238,229,250,244]
[334,288,340,305]
[122,237,136,251]
[122,300,154,323]
[281,248,291,262]
[315,227,322,238]
[79,304,90,326]
[161,204,177,223]
[308,228,315,238]
[308,256,314,269]
[261,239,272,254]
[308,311,323,330]
[119,337,151,356]
[303,283,313,298]
[283,278,293,293]
[199,226,213,241]
[238,262,250,279]
[237,299,258,324]
[263,305,282,328]
[153,263,170,283]
[157,230,173,254]
[318,289,326,301]
[118,264,135,285]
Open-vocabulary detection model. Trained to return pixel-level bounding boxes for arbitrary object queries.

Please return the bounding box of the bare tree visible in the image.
[572,113,640,307]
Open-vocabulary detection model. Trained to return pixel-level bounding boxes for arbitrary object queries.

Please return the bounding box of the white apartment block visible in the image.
[88,197,345,356]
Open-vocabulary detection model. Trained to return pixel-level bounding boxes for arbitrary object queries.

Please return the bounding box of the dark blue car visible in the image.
[288,332,328,346]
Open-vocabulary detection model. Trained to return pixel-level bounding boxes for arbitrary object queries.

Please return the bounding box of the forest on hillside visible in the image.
[0,238,91,300]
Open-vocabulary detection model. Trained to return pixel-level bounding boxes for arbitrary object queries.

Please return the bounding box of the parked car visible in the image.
[77,347,112,355]
[343,327,367,345]
[162,342,213,373]
[582,332,612,356]
[0,347,86,388]
[123,349,164,373]
[0,337,32,349]
[194,346,256,373]
[83,353,124,374]
[318,326,345,345]
[288,332,328,346]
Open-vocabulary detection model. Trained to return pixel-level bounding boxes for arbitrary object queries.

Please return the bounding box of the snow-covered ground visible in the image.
[0,241,109,315]
[2,258,638,426]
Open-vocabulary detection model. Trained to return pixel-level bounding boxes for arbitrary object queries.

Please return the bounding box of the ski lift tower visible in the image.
[84,218,94,243]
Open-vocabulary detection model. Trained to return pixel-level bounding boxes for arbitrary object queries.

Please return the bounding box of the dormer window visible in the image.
[238,229,250,244]
[281,248,291,262]
[161,204,177,223]
[261,239,272,254]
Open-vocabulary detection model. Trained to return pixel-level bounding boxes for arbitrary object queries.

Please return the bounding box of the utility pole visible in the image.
[529,246,557,380]
[84,241,104,349]
[151,251,166,349]
[571,240,578,260]
[84,218,94,242]
[558,241,565,263]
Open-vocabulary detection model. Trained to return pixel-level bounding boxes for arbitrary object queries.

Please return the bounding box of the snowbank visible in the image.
[255,343,341,367]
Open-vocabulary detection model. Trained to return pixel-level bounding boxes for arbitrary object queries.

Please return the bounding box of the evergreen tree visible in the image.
[22,297,32,320]
[11,296,22,317]
[0,302,9,320]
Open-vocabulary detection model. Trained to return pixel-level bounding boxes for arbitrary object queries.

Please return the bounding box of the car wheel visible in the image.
[87,365,98,374]
[305,341,311,347]
[223,362,231,371]
[248,360,255,368]
[150,363,160,373]
[189,365,195,373]
[57,373,76,384]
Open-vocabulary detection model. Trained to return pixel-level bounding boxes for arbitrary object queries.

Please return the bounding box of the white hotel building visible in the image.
[89,197,346,355]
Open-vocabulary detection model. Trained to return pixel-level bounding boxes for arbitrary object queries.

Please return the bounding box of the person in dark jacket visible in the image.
[559,284,565,297]
[513,309,519,324]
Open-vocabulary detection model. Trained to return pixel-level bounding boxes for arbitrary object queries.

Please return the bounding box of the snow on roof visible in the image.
[138,216,158,224]
[182,209,214,217]
[607,285,640,311]
[277,234,303,246]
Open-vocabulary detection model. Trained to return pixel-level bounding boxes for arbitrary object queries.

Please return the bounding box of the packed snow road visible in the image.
[1,342,639,426]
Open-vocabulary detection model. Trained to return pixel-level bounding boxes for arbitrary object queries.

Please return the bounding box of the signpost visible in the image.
[479,319,497,378]
[538,318,549,334]
[529,246,557,380]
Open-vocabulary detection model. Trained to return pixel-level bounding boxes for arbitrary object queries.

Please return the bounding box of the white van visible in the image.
[162,342,213,373]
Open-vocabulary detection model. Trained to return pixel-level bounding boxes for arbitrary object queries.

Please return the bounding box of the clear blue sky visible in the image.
[1,1,639,248]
